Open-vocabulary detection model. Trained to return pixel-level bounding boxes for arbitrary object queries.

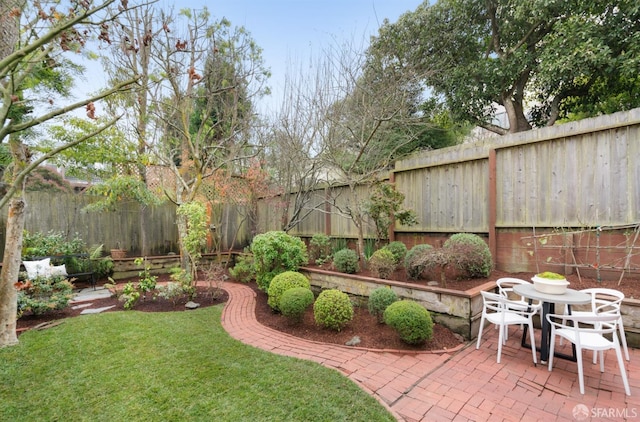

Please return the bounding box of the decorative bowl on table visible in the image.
[531,272,569,295]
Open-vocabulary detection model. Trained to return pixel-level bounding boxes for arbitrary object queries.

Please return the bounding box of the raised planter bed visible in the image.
[111,253,231,280]
[300,266,496,340]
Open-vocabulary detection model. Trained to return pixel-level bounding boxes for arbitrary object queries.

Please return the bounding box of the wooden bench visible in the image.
[28,254,97,290]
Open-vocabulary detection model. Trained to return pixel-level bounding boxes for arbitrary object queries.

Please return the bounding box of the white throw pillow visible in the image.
[49,264,68,277]
[22,258,51,279]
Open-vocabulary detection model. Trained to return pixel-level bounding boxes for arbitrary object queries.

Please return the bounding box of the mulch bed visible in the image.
[16,268,640,353]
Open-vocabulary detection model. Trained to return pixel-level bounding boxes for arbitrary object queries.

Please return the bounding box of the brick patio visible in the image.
[221,282,640,421]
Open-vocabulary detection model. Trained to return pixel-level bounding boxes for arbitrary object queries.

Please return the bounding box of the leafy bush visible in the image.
[22,230,92,274]
[267,271,311,311]
[229,252,255,283]
[313,289,354,331]
[332,248,359,274]
[383,241,407,266]
[443,233,493,278]
[367,287,398,322]
[383,300,433,345]
[92,257,114,279]
[404,244,433,272]
[404,244,433,280]
[309,234,332,265]
[168,266,196,300]
[156,282,186,305]
[133,257,157,297]
[16,275,74,318]
[22,230,86,257]
[405,247,447,280]
[368,249,396,279]
[251,231,308,291]
[120,282,141,310]
[279,287,315,323]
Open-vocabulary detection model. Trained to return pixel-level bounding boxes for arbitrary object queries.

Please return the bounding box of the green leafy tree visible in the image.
[83,176,162,212]
[369,0,640,134]
[0,0,140,347]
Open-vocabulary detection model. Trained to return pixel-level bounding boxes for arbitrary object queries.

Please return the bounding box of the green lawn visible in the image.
[0,306,395,421]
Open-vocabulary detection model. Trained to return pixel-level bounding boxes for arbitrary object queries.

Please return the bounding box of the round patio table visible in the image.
[513,283,591,363]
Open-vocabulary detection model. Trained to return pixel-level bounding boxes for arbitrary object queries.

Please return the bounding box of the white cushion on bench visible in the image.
[50,264,68,277]
[23,258,51,279]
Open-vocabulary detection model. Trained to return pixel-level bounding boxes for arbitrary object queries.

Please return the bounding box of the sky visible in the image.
[156,0,424,112]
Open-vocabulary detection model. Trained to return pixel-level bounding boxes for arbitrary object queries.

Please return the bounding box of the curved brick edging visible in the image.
[220,282,466,422]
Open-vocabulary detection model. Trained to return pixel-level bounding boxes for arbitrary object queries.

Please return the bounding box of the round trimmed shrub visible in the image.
[333,248,359,274]
[313,289,354,331]
[267,271,311,311]
[383,300,434,345]
[280,287,315,322]
[250,231,308,291]
[368,248,396,279]
[443,233,493,278]
[367,287,398,322]
[404,244,433,268]
[383,241,407,266]
[404,244,434,280]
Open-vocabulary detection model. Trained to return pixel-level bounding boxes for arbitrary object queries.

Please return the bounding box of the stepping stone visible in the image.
[71,288,112,303]
[80,305,116,315]
[72,303,94,310]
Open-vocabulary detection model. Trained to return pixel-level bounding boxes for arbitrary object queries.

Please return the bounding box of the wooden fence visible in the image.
[0,193,249,257]
[258,108,640,280]
[2,108,639,280]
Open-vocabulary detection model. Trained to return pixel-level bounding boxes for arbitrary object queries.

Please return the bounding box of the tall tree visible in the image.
[150,9,268,275]
[0,0,139,347]
[91,3,167,254]
[313,38,427,262]
[261,57,328,233]
[370,0,640,134]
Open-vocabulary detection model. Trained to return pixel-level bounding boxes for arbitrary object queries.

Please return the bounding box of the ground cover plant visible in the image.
[1,306,395,421]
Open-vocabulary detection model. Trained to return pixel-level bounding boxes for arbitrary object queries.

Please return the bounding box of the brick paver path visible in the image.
[221,282,640,421]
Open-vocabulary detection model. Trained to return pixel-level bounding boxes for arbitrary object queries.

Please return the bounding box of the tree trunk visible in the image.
[355,216,366,269]
[503,96,532,133]
[0,0,22,60]
[0,197,26,347]
[175,206,190,273]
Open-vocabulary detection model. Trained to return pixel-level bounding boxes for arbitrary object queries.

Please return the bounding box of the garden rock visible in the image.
[345,336,361,346]
[185,301,200,310]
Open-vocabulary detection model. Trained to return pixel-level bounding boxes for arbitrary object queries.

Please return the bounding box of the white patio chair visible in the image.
[496,278,541,340]
[560,288,629,362]
[547,313,630,396]
[476,291,538,364]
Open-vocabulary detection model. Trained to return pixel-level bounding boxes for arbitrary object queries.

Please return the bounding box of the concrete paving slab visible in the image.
[80,305,116,314]
[71,287,111,303]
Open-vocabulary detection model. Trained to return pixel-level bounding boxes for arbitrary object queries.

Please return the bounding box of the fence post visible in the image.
[488,149,497,263]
